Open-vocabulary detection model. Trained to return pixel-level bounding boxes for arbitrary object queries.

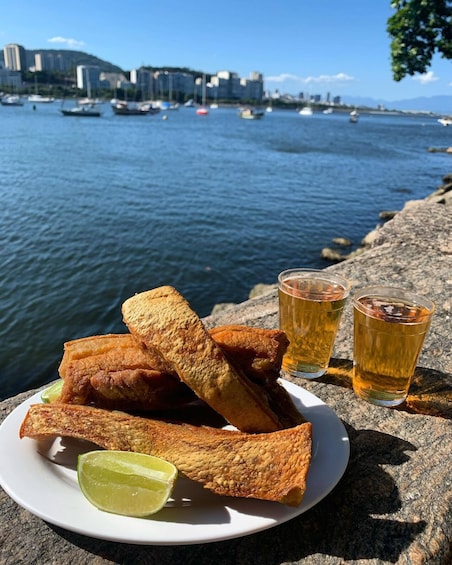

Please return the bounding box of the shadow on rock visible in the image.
[322,358,452,419]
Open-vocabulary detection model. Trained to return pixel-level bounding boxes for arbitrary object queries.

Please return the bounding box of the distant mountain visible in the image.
[25,49,124,74]
[342,94,452,115]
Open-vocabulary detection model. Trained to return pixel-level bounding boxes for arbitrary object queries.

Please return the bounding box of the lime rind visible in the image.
[77,450,178,517]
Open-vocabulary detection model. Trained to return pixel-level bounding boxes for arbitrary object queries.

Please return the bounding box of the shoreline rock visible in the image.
[320,173,452,264]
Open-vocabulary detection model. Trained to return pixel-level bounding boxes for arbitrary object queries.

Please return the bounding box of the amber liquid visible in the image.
[353,297,432,406]
[278,278,347,378]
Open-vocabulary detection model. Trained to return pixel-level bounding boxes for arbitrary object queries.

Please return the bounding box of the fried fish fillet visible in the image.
[58,334,196,410]
[59,327,288,383]
[122,286,297,432]
[209,325,289,384]
[20,403,312,506]
[57,326,295,418]
[58,334,173,379]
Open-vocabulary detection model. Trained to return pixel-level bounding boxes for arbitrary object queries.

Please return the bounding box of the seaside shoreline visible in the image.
[212,173,452,315]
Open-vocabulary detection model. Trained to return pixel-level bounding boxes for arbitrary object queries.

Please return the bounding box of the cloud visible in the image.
[47,36,85,48]
[266,72,355,85]
[412,70,439,84]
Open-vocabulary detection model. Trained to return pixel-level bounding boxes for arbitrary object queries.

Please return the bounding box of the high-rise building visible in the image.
[4,44,26,72]
[35,52,67,72]
[76,65,101,92]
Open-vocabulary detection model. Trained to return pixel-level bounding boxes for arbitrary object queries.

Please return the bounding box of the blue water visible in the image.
[1,103,450,399]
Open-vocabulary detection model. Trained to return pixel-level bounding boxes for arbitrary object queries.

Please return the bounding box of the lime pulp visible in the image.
[41,380,64,403]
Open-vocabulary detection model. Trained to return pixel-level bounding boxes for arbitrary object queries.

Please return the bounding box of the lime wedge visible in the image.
[77,451,178,517]
[41,380,64,403]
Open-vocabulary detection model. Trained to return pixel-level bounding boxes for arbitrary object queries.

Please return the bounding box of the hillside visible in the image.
[26,49,124,73]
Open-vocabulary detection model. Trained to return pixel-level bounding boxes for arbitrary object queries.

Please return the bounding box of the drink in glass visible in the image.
[278,268,350,379]
[353,286,435,407]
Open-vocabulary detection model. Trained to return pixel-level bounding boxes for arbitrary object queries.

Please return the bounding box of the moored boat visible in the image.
[61,104,101,117]
[28,94,55,103]
[111,99,156,115]
[349,109,359,123]
[196,74,209,116]
[238,107,264,120]
[156,101,179,111]
[299,106,313,116]
[1,95,24,106]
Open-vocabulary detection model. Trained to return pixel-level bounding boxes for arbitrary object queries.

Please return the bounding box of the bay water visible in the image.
[1,103,450,399]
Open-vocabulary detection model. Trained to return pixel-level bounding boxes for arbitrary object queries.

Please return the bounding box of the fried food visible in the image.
[209,325,289,384]
[58,334,196,410]
[56,326,295,417]
[20,403,312,506]
[122,286,300,432]
[59,334,171,378]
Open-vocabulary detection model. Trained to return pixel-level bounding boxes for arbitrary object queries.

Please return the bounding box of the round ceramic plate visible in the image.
[0,380,349,545]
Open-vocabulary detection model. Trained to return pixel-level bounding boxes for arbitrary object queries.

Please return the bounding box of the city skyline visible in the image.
[1,0,451,103]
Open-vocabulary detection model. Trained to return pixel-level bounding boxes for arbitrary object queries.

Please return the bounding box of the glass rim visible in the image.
[353,285,435,322]
[278,268,350,299]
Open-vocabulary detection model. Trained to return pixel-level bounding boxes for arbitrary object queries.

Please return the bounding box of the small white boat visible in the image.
[238,107,264,120]
[438,117,452,126]
[156,101,179,111]
[349,109,359,123]
[1,95,24,106]
[77,97,104,106]
[28,94,55,103]
[299,106,313,116]
[111,99,157,115]
[323,108,333,114]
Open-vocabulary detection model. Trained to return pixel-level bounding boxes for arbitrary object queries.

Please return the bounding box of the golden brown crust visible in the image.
[209,325,289,383]
[20,403,312,506]
[122,287,286,432]
[56,326,298,420]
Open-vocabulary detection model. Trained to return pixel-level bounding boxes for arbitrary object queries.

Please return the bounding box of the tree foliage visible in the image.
[388,0,452,81]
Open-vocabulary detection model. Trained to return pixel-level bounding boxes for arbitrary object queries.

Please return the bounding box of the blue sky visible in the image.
[1,0,451,102]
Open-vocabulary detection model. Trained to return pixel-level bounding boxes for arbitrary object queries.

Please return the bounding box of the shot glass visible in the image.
[353,286,435,407]
[278,268,350,379]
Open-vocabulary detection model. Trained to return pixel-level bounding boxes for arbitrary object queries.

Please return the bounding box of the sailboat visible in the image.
[196,74,209,115]
[61,104,101,117]
[60,77,101,117]
[29,76,55,103]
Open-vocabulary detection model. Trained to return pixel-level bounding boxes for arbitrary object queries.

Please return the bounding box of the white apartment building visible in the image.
[35,52,67,72]
[76,65,101,91]
[3,44,26,72]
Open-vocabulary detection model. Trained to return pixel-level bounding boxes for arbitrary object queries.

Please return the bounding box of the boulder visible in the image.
[332,237,352,247]
[321,247,346,262]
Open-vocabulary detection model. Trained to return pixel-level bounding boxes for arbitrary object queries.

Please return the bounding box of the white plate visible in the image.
[0,380,349,545]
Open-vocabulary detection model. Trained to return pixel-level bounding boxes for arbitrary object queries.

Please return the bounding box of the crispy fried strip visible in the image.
[209,325,289,384]
[122,287,292,432]
[57,326,294,416]
[20,403,312,506]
